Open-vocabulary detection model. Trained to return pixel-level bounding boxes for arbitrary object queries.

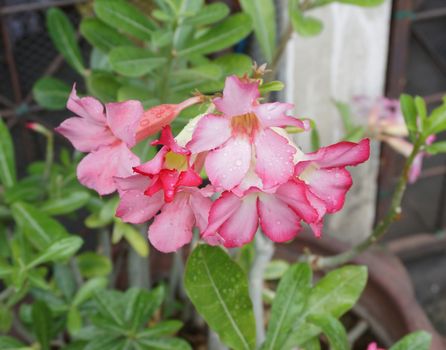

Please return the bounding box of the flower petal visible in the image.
[152,126,190,155]
[77,143,139,195]
[134,147,169,176]
[213,76,260,117]
[186,114,231,153]
[254,128,295,188]
[258,193,301,243]
[148,193,194,253]
[106,100,143,147]
[205,137,251,190]
[254,102,308,129]
[55,117,115,152]
[188,189,212,232]
[219,194,259,248]
[66,85,105,123]
[115,176,164,224]
[275,180,318,223]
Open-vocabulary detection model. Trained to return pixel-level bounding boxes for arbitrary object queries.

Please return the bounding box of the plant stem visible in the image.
[127,226,150,289]
[69,257,83,288]
[269,22,293,80]
[43,132,54,180]
[249,232,274,345]
[304,140,423,269]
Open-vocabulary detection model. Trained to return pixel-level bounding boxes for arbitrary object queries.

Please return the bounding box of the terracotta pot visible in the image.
[275,233,446,350]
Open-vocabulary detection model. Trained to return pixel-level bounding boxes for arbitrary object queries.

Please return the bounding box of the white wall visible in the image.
[284,1,392,243]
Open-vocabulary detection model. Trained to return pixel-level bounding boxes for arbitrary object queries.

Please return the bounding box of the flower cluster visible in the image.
[57,76,370,252]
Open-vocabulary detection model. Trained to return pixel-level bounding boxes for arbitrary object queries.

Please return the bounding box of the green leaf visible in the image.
[41,191,90,216]
[80,18,132,53]
[124,286,164,331]
[344,126,365,142]
[109,47,166,77]
[183,3,229,26]
[308,314,349,350]
[239,0,276,62]
[263,263,312,350]
[259,81,285,94]
[136,337,192,350]
[334,100,355,133]
[307,265,367,318]
[0,336,26,349]
[426,141,446,155]
[185,245,256,350]
[27,236,83,268]
[301,337,321,350]
[72,277,108,306]
[11,202,68,250]
[4,176,44,204]
[290,1,323,37]
[32,300,52,350]
[77,252,112,278]
[136,320,183,337]
[332,0,385,6]
[0,118,16,187]
[178,13,253,57]
[214,53,253,77]
[54,264,76,300]
[0,304,12,333]
[114,221,149,257]
[32,77,71,110]
[389,330,431,350]
[424,102,446,136]
[94,0,156,41]
[86,72,120,102]
[399,94,418,134]
[67,306,82,335]
[172,0,204,49]
[309,120,321,151]
[46,8,85,74]
[263,260,289,280]
[93,290,125,326]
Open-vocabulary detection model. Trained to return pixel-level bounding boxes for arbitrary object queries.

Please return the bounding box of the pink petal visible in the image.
[202,191,242,239]
[148,193,194,253]
[254,102,307,129]
[303,189,327,238]
[177,168,202,188]
[219,194,259,248]
[186,114,231,153]
[296,139,370,172]
[55,117,116,152]
[77,143,139,195]
[66,85,105,123]
[258,194,301,243]
[105,100,143,147]
[302,168,352,213]
[152,126,190,155]
[205,137,251,190]
[213,76,259,117]
[134,147,169,176]
[275,180,318,223]
[115,176,164,224]
[254,128,295,188]
[188,189,212,232]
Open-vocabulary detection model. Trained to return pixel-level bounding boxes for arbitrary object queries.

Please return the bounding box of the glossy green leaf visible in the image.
[54,264,76,300]
[109,47,166,77]
[32,300,52,350]
[263,259,289,280]
[80,18,132,53]
[183,3,229,26]
[67,306,82,335]
[124,286,164,331]
[259,81,285,94]
[4,176,44,204]
[307,265,367,318]
[389,330,431,350]
[27,236,83,268]
[0,336,26,349]
[344,126,365,142]
[0,118,16,188]
[93,290,125,326]
[32,77,71,110]
[90,48,112,71]
[94,0,156,41]
[178,14,253,57]
[399,94,418,133]
[426,141,446,155]
[309,119,321,151]
[41,191,90,215]
[86,72,120,102]
[308,314,349,350]
[11,202,68,250]
[77,252,112,278]
[424,102,446,136]
[263,263,312,350]
[185,245,256,350]
[334,100,355,133]
[172,0,203,49]
[72,277,108,306]
[114,221,149,257]
[85,197,119,228]
[46,8,85,74]
[291,11,323,37]
[301,337,321,350]
[136,337,192,350]
[240,0,276,61]
[214,53,253,77]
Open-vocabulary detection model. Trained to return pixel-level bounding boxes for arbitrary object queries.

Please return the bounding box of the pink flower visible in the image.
[116,126,211,253]
[367,342,385,350]
[187,75,308,191]
[293,139,370,237]
[203,139,370,246]
[56,86,143,195]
